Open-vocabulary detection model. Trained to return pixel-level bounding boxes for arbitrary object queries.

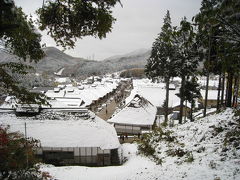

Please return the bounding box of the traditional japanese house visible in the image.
[0,112,121,166]
[108,94,157,135]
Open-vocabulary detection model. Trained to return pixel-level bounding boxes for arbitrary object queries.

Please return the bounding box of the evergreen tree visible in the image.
[177,77,201,122]
[194,0,240,109]
[174,17,199,124]
[145,11,178,124]
[194,0,221,115]
[218,0,240,107]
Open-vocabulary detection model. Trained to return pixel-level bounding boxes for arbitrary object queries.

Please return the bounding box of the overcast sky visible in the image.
[14,0,202,60]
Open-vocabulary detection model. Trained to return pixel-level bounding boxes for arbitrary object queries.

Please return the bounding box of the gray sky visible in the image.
[15,0,202,60]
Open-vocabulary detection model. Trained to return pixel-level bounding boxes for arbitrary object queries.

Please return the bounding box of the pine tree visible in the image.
[145,10,178,124]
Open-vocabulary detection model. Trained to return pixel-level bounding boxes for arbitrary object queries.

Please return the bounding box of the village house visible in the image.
[199,90,219,108]
[43,81,119,111]
[0,77,133,117]
[15,104,41,115]
[171,103,191,118]
[0,112,121,166]
[108,94,157,135]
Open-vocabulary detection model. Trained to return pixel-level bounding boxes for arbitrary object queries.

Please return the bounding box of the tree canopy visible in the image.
[194,0,240,108]
[0,1,47,105]
[145,10,178,81]
[174,17,200,123]
[37,0,121,49]
[145,10,179,124]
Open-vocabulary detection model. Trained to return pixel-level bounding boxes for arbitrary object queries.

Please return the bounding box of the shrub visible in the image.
[137,127,179,164]
[0,125,50,180]
[184,152,194,163]
[137,133,156,156]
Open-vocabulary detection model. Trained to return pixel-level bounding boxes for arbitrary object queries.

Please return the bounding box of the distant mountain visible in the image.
[0,47,95,75]
[104,48,150,61]
[0,47,151,77]
[62,48,151,77]
[34,47,88,73]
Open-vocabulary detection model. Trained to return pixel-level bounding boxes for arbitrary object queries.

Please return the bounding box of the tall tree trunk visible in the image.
[221,73,225,106]
[184,100,187,123]
[190,99,194,122]
[179,75,185,124]
[232,76,239,107]
[226,72,233,107]
[225,74,229,106]
[203,73,209,117]
[164,78,170,124]
[217,73,221,110]
[235,76,240,107]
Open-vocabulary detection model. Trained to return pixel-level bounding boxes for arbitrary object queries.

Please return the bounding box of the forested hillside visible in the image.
[0,47,150,77]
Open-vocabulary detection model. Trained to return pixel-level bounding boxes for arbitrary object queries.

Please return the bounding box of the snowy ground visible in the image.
[41,109,240,180]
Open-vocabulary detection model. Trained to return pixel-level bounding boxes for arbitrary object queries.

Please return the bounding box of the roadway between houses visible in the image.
[96,99,119,120]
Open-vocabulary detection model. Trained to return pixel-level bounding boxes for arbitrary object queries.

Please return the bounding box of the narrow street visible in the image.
[96,99,119,120]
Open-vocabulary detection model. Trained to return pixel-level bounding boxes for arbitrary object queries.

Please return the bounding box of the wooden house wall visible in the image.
[114,124,152,135]
[35,147,120,166]
[173,106,191,116]
[198,99,218,108]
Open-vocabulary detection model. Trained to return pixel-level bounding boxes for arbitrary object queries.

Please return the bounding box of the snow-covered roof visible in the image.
[200,90,218,100]
[55,77,71,83]
[44,98,83,108]
[0,112,120,150]
[108,94,157,126]
[172,102,191,109]
[132,80,180,107]
[45,82,118,107]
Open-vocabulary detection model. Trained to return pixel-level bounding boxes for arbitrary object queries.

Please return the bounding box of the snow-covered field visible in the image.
[41,109,240,180]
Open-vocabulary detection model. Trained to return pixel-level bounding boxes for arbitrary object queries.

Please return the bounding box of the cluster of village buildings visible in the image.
[0,75,220,166]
